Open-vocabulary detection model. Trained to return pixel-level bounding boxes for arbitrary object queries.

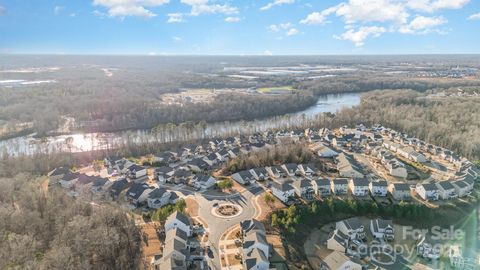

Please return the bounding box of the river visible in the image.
[0,93,361,156]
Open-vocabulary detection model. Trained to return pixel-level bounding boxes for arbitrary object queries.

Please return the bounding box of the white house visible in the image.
[165,211,192,236]
[312,178,332,197]
[127,164,147,180]
[232,170,255,185]
[369,181,388,197]
[249,167,269,181]
[271,182,295,203]
[191,174,216,189]
[370,219,394,241]
[336,217,366,240]
[154,166,174,183]
[336,153,364,178]
[349,178,369,196]
[243,231,269,257]
[126,183,153,206]
[387,160,408,178]
[316,144,339,158]
[147,188,172,209]
[292,179,315,200]
[417,234,441,260]
[298,163,317,176]
[452,179,473,197]
[416,183,439,201]
[326,229,349,253]
[243,248,269,270]
[282,163,302,176]
[321,251,362,270]
[332,178,349,195]
[435,181,458,200]
[388,183,411,200]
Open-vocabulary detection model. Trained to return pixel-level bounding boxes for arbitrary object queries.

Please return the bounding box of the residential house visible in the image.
[349,178,369,196]
[110,178,129,199]
[416,183,439,201]
[250,167,269,181]
[127,164,147,180]
[48,167,70,185]
[332,178,349,195]
[452,180,473,197]
[388,183,411,200]
[232,170,255,185]
[271,182,295,203]
[170,169,192,184]
[283,163,301,176]
[298,163,317,176]
[186,158,210,172]
[147,188,172,209]
[369,181,388,197]
[417,234,441,260]
[243,248,269,270]
[191,174,216,190]
[312,178,332,197]
[240,219,266,238]
[269,165,286,178]
[90,177,110,193]
[370,219,394,241]
[327,229,349,253]
[448,245,465,268]
[320,251,362,270]
[336,153,364,178]
[59,172,80,189]
[243,232,269,258]
[155,166,174,183]
[316,144,339,158]
[165,211,192,236]
[435,181,458,200]
[292,179,315,200]
[336,217,366,240]
[126,183,153,206]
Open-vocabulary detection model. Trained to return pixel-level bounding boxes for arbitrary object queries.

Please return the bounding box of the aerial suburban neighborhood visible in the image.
[46,123,480,270]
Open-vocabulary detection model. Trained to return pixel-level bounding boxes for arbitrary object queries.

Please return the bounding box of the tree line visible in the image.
[0,174,141,269]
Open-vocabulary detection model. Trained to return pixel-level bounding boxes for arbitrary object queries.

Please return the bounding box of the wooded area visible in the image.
[326,89,480,160]
[0,174,141,269]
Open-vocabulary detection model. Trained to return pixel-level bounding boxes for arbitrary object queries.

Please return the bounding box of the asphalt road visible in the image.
[194,183,265,270]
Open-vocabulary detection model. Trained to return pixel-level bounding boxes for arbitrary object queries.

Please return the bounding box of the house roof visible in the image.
[436,181,454,190]
[155,166,174,174]
[243,232,268,249]
[128,164,145,172]
[371,180,388,187]
[351,178,369,186]
[314,178,331,186]
[240,219,265,235]
[61,172,80,182]
[48,167,70,177]
[393,183,410,191]
[292,179,313,189]
[244,248,268,270]
[284,163,299,172]
[126,183,151,200]
[148,188,169,199]
[272,182,294,192]
[340,217,363,231]
[110,178,128,196]
[166,211,190,227]
[194,174,214,183]
[328,229,349,249]
[92,177,108,187]
[322,251,356,270]
[421,183,438,191]
[165,227,188,242]
[333,178,349,185]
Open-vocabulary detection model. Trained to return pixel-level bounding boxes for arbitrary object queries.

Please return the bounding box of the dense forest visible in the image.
[0,174,141,269]
[325,89,480,160]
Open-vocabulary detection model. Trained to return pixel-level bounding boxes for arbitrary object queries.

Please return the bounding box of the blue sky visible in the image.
[0,0,479,55]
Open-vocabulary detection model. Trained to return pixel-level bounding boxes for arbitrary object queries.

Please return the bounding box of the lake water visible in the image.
[0,92,361,156]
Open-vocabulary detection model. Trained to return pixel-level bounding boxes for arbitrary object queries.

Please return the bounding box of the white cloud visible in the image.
[286,28,299,36]
[268,22,299,37]
[92,0,170,18]
[468,12,480,20]
[300,7,337,25]
[260,0,295,11]
[180,0,238,16]
[167,13,184,23]
[399,15,447,34]
[263,50,273,55]
[335,26,386,46]
[407,0,470,13]
[172,36,182,42]
[335,0,408,25]
[225,16,240,23]
[54,6,65,15]
[0,6,5,15]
